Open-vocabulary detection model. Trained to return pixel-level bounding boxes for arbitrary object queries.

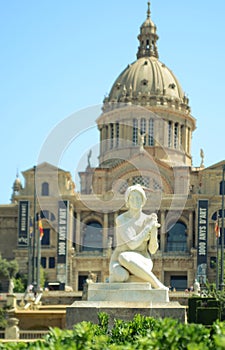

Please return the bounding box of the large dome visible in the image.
[103,3,190,114]
[107,56,187,105]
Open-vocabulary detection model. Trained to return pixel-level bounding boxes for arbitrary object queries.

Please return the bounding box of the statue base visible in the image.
[66,283,187,328]
[66,301,186,328]
[87,282,169,303]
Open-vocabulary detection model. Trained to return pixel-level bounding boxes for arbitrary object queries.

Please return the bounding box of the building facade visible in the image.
[0,3,223,292]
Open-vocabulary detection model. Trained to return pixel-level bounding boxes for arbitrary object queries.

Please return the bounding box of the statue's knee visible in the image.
[118,252,130,265]
[110,264,129,282]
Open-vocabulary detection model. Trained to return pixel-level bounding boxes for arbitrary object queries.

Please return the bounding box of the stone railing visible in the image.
[0,330,49,340]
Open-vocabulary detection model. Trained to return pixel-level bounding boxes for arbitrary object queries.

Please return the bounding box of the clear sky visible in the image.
[0,0,225,204]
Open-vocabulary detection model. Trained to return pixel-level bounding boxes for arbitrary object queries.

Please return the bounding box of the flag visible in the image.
[215,217,220,238]
[38,215,44,240]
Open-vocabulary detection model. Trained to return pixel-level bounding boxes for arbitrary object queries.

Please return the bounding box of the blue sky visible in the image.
[0,1,225,203]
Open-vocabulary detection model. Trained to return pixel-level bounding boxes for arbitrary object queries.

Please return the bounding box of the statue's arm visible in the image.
[148,225,159,254]
[117,221,152,250]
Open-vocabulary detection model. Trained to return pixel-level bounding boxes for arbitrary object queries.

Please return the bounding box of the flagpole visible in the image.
[32,165,37,286]
[36,213,41,292]
[216,212,220,290]
[27,216,33,286]
[220,165,225,290]
[216,237,220,289]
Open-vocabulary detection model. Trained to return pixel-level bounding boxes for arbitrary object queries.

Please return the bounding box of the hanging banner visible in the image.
[197,199,208,284]
[57,200,69,284]
[18,201,29,246]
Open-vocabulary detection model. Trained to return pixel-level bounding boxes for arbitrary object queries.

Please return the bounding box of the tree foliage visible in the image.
[0,255,18,279]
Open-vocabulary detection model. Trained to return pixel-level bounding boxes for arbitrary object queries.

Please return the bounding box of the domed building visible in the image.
[0,3,223,293]
[77,2,221,291]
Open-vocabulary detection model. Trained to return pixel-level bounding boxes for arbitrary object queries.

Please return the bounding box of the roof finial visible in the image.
[147,2,151,19]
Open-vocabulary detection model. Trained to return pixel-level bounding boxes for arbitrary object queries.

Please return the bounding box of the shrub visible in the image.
[1,314,225,349]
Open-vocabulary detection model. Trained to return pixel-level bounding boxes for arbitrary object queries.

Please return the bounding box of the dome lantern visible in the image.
[137,2,159,59]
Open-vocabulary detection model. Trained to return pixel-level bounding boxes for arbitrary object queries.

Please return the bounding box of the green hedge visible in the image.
[1,313,225,349]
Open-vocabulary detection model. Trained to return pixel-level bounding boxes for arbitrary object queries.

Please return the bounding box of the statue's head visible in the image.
[125,184,147,208]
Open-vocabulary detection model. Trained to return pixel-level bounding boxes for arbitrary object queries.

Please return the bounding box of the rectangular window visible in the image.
[49,257,55,269]
[170,276,187,291]
[41,182,49,196]
[41,257,46,268]
[41,228,50,246]
[220,181,225,195]
[78,274,88,291]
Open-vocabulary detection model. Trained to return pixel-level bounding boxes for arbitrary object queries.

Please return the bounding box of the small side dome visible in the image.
[13,175,22,193]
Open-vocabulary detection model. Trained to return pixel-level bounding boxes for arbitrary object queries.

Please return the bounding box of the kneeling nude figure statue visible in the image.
[109,184,167,290]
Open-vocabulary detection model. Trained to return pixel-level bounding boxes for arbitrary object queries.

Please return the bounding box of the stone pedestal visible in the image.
[88,283,169,303]
[6,294,17,310]
[66,301,186,328]
[5,318,19,340]
[66,283,186,328]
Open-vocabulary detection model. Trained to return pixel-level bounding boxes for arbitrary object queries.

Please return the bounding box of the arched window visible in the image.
[116,122,119,147]
[110,123,114,149]
[133,119,138,145]
[140,118,146,145]
[132,176,150,188]
[166,221,187,252]
[148,118,154,146]
[168,121,172,147]
[174,123,179,149]
[82,221,103,252]
[42,182,49,196]
[40,210,55,221]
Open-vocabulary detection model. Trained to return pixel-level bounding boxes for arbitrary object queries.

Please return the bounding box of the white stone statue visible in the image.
[8,279,14,294]
[109,184,168,289]
[193,279,200,294]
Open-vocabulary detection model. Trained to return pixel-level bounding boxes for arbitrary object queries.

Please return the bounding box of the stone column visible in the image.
[195,207,198,248]
[76,211,81,252]
[177,123,180,148]
[187,127,191,154]
[188,269,194,289]
[180,124,184,150]
[75,269,79,293]
[171,121,174,148]
[160,211,166,252]
[113,212,118,247]
[105,125,109,151]
[99,126,103,155]
[110,123,114,149]
[188,211,193,251]
[120,120,124,147]
[103,213,108,252]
